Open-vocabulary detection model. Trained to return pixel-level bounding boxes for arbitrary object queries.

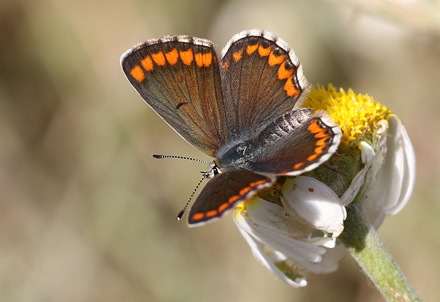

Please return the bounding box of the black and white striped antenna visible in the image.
[152,154,210,164]
[152,154,211,221]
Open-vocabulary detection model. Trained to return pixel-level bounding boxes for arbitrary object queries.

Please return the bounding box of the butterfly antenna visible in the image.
[176,173,208,221]
[152,154,210,164]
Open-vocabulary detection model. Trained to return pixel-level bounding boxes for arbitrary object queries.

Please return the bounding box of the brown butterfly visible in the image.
[120,30,341,226]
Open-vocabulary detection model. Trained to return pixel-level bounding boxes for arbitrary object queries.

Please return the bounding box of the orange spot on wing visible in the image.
[195,52,204,67]
[180,48,194,65]
[203,52,212,67]
[239,186,252,196]
[308,120,323,134]
[227,180,271,206]
[316,138,329,146]
[228,195,241,204]
[206,210,218,218]
[223,61,229,71]
[165,48,179,65]
[130,65,145,82]
[258,45,271,57]
[277,61,293,80]
[314,146,325,154]
[195,52,213,68]
[152,51,166,66]
[307,154,319,161]
[284,77,300,98]
[233,49,243,62]
[141,56,154,72]
[314,131,329,138]
[268,52,285,66]
[246,44,259,55]
[250,180,269,187]
[218,203,229,213]
[294,162,304,169]
[192,212,205,221]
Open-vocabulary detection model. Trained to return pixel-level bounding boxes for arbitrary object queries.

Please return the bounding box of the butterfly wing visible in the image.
[220,30,309,141]
[121,36,228,157]
[188,169,274,226]
[248,109,342,175]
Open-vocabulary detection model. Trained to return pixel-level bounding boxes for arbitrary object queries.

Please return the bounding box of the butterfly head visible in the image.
[203,161,222,179]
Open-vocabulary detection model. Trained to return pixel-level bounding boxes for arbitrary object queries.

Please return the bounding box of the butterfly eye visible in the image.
[202,162,222,179]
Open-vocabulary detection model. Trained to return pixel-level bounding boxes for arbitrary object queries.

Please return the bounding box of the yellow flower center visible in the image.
[302,84,391,146]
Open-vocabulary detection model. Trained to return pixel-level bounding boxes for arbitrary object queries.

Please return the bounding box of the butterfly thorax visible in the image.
[216,108,316,173]
[216,140,257,171]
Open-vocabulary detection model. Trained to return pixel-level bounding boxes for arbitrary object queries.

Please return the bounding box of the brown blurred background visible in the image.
[1,0,439,301]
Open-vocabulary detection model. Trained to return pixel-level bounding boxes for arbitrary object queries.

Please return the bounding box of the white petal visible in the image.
[383,115,416,214]
[244,196,312,238]
[235,198,343,269]
[237,205,327,264]
[233,209,308,287]
[363,115,416,227]
[300,244,347,274]
[308,236,336,248]
[281,176,346,236]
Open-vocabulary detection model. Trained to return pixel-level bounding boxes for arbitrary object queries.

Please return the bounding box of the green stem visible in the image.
[340,204,422,302]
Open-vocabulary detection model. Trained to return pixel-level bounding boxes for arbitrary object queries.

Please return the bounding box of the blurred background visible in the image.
[1,0,439,301]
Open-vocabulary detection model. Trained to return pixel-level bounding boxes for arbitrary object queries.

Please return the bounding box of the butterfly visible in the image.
[120,29,341,226]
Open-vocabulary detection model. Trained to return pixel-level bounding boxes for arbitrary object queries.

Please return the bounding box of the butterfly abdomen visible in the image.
[258,108,313,144]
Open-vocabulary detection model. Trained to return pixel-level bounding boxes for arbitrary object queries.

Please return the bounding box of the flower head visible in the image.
[234,84,416,287]
[303,84,391,147]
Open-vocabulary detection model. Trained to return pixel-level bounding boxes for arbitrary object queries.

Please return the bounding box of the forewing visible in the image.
[188,169,273,227]
[121,36,227,157]
[220,30,309,140]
